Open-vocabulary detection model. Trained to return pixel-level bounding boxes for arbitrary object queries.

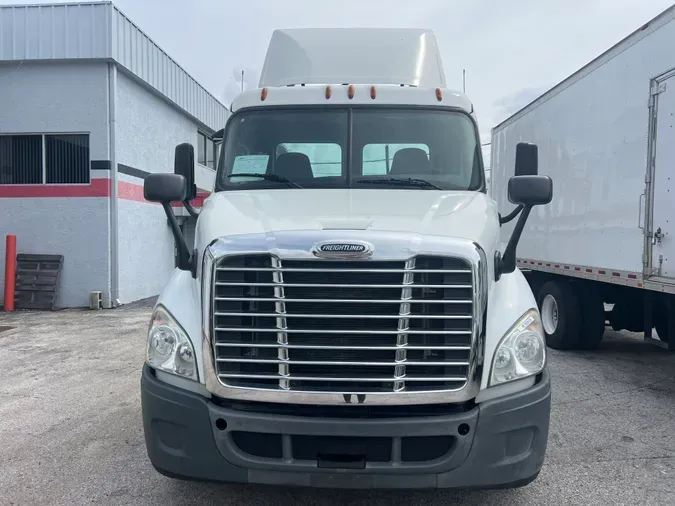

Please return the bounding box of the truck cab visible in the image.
[140,28,553,490]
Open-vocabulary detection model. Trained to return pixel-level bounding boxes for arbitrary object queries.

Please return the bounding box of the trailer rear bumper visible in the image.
[141,365,550,490]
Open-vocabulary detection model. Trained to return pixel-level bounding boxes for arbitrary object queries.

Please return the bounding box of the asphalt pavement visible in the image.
[1,304,674,505]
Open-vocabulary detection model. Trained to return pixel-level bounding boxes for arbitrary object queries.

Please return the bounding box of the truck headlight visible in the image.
[147,305,198,381]
[489,308,545,386]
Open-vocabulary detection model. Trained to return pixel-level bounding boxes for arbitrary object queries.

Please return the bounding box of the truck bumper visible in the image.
[141,365,550,490]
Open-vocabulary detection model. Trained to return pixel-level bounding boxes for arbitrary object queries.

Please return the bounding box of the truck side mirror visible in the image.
[508,175,552,207]
[143,173,195,276]
[497,175,553,280]
[143,173,187,203]
[499,143,540,225]
[174,143,197,201]
[514,142,538,176]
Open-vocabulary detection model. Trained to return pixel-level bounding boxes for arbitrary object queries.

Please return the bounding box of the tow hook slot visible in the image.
[315,438,367,469]
[317,453,366,470]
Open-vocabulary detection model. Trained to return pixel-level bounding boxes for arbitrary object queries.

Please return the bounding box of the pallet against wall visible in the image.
[14,254,64,310]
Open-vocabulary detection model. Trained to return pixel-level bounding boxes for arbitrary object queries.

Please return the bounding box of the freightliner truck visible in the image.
[140,28,554,489]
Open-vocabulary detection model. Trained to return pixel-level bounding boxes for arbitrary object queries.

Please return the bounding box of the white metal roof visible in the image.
[259,28,447,88]
[0,1,228,131]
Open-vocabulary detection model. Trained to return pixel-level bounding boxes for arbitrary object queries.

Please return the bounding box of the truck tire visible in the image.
[526,273,544,302]
[655,320,670,344]
[537,280,582,350]
[654,301,670,344]
[575,283,605,349]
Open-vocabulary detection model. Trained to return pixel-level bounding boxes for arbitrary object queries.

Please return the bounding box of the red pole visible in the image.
[4,234,16,312]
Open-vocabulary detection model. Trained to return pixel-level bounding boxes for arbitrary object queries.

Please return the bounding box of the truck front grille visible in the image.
[211,254,474,394]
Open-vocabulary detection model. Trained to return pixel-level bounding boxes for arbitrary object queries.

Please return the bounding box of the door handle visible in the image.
[638,193,645,230]
[653,227,664,245]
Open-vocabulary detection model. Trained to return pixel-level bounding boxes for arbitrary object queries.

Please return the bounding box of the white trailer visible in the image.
[491,6,675,351]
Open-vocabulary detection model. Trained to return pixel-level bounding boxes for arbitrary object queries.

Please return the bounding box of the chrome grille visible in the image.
[211,255,474,394]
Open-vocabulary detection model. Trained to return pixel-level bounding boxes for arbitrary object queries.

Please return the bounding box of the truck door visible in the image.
[649,73,675,281]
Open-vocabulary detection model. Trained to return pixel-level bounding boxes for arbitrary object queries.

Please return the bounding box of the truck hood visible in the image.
[196,189,500,249]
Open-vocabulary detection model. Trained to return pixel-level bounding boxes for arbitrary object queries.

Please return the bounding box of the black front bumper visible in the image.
[141,365,551,490]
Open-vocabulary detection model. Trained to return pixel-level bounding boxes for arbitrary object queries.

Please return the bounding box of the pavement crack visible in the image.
[558,375,675,405]
[593,455,675,463]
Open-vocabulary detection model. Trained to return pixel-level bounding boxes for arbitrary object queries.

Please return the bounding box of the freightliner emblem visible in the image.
[312,240,374,259]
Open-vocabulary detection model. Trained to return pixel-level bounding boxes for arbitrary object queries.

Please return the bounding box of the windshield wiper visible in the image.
[228,173,303,189]
[357,177,442,190]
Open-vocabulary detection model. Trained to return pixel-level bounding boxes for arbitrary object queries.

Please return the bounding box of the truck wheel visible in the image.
[526,274,544,301]
[537,280,582,350]
[575,284,605,349]
[655,320,670,344]
[654,302,670,344]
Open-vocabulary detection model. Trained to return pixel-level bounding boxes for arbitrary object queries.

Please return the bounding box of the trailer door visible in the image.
[649,73,675,281]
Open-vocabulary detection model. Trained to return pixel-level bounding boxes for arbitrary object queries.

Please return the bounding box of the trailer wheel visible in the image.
[537,280,582,350]
[575,284,605,349]
[526,273,544,301]
[654,301,670,344]
[655,320,670,344]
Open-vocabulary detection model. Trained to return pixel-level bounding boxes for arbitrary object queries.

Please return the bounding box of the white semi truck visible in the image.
[491,6,675,351]
[140,28,553,489]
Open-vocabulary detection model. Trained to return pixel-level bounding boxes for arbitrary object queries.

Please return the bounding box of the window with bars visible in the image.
[0,134,90,185]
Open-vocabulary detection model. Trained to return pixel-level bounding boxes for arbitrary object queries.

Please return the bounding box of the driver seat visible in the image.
[274,152,314,180]
[389,148,430,175]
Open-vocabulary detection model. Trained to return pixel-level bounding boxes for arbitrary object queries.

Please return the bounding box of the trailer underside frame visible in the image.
[517,258,675,351]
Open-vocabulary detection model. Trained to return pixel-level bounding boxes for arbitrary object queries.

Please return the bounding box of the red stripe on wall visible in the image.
[118,180,146,202]
[0,179,209,207]
[0,179,111,198]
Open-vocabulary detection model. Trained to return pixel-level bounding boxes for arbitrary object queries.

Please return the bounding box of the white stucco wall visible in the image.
[0,61,111,308]
[116,194,176,304]
[0,63,220,308]
[114,71,211,303]
[0,61,110,158]
[115,70,217,188]
[0,198,111,308]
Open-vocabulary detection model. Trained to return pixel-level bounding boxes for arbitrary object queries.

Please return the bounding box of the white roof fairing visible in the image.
[0,1,228,131]
[259,28,447,88]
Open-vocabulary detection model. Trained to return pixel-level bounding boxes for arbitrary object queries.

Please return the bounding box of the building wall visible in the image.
[114,70,214,303]
[0,61,111,308]
[116,191,176,304]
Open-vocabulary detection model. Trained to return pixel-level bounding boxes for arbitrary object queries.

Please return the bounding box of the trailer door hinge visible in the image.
[649,82,667,107]
[651,82,667,95]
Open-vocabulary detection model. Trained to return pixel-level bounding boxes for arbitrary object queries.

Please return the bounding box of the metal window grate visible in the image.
[0,134,89,184]
[0,135,42,184]
[45,135,90,184]
[212,254,474,394]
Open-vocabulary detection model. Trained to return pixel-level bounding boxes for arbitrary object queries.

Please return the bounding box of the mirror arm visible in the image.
[161,202,195,276]
[182,200,200,218]
[495,205,532,280]
[499,204,524,225]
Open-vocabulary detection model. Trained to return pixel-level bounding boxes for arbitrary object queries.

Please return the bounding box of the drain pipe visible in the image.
[107,63,120,308]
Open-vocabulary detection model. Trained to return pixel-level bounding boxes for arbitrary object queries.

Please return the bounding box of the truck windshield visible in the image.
[215,107,484,191]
